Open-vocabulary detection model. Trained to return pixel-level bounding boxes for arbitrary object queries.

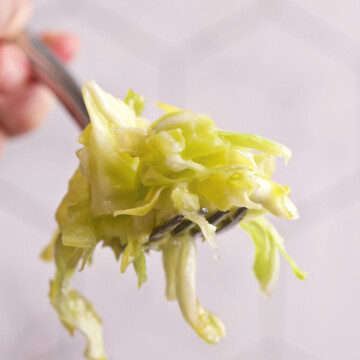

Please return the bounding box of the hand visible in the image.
[0,0,79,154]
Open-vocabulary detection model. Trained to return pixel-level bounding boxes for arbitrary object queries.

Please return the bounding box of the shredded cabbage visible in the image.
[44,80,306,359]
[240,217,307,297]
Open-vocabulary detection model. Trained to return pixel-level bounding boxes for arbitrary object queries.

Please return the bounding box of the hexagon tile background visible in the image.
[1,1,359,359]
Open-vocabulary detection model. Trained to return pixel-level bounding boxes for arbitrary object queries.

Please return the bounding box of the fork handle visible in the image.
[14,32,90,130]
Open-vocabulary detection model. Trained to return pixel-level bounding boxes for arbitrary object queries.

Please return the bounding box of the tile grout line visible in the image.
[75,0,171,68]
[277,0,360,72]
[179,1,269,67]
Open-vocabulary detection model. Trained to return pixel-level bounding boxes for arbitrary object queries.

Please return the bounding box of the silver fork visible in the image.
[15,32,89,129]
[16,32,248,242]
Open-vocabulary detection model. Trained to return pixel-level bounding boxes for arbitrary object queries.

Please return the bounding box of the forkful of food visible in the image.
[1,2,307,359]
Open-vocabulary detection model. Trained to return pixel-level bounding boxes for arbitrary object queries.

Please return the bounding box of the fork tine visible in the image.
[148,207,247,244]
[206,210,230,224]
[215,207,247,234]
[172,208,208,235]
[190,210,229,236]
[149,214,184,242]
[148,208,208,243]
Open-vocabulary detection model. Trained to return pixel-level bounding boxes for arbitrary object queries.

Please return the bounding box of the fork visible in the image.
[15,32,248,242]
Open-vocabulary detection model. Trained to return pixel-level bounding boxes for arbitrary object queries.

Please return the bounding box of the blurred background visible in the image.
[1,0,359,359]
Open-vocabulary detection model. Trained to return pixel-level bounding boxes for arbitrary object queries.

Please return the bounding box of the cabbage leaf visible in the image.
[241,216,307,297]
[44,80,305,358]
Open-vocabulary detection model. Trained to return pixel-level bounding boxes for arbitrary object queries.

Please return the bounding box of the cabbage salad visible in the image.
[42,80,306,360]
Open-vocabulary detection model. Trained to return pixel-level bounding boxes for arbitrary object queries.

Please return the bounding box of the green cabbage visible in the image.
[174,233,226,343]
[240,217,307,297]
[50,232,106,360]
[44,80,306,359]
